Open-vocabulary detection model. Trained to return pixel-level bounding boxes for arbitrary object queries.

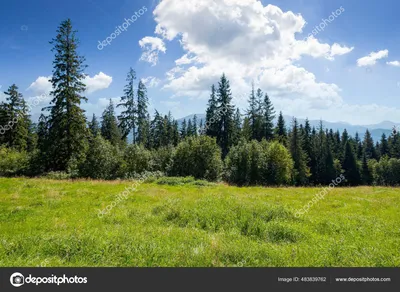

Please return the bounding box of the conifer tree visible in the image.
[89,114,100,137]
[180,119,187,140]
[205,84,218,138]
[137,80,150,146]
[216,74,235,158]
[262,93,275,141]
[380,133,390,157]
[118,67,137,142]
[289,118,309,185]
[363,129,376,160]
[101,99,122,146]
[275,111,287,146]
[46,19,89,171]
[342,141,361,185]
[361,152,372,185]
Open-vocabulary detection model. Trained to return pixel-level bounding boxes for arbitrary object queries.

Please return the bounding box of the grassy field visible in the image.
[0,177,399,267]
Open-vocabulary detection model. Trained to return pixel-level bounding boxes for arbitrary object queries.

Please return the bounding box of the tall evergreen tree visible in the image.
[233,108,242,145]
[45,19,89,171]
[216,74,235,158]
[88,114,100,137]
[118,67,137,142]
[262,93,275,141]
[363,129,376,160]
[380,133,390,157]
[342,141,361,185]
[289,118,309,185]
[136,80,150,146]
[205,84,218,138]
[361,152,372,185]
[180,119,187,140]
[101,99,122,146]
[275,111,287,146]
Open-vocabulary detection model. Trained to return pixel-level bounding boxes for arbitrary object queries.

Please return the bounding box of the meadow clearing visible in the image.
[0,177,399,267]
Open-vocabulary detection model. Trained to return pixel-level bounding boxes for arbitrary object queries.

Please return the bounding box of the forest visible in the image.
[1,19,400,187]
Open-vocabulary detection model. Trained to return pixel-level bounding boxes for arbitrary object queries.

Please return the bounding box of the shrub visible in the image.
[43,171,71,180]
[79,136,123,179]
[0,146,29,177]
[151,145,175,172]
[123,144,152,175]
[169,136,223,181]
[224,140,293,186]
[374,157,400,185]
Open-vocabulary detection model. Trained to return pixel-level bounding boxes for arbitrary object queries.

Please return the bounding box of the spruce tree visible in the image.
[46,19,89,171]
[89,114,100,137]
[233,108,242,145]
[361,152,372,185]
[180,119,187,140]
[363,129,376,160]
[289,118,309,185]
[342,141,361,185]
[380,133,389,157]
[216,74,235,158]
[205,84,218,138]
[101,99,122,146]
[118,67,137,142]
[275,111,287,146]
[137,80,150,146]
[262,92,275,141]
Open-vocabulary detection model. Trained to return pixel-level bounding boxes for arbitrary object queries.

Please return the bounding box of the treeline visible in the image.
[1,19,400,186]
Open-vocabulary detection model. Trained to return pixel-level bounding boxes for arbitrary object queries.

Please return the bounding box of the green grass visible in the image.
[0,177,399,267]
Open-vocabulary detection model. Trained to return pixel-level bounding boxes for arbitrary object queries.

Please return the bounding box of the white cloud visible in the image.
[357,49,388,67]
[84,72,112,94]
[28,72,112,95]
[141,76,161,88]
[146,0,353,104]
[139,36,166,66]
[387,60,400,67]
[27,76,52,94]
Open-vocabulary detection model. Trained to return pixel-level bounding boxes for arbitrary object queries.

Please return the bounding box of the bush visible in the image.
[0,146,29,177]
[224,140,293,186]
[123,144,152,175]
[151,145,175,172]
[168,136,223,181]
[43,171,71,180]
[79,136,123,180]
[373,157,400,185]
[155,176,212,186]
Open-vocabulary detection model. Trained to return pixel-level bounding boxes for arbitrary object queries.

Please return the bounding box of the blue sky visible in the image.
[1,0,400,125]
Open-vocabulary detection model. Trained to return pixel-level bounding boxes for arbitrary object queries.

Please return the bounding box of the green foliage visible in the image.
[123,144,152,175]
[224,140,293,186]
[151,145,175,172]
[169,136,223,181]
[155,176,212,186]
[373,157,400,185]
[79,135,122,180]
[0,146,29,176]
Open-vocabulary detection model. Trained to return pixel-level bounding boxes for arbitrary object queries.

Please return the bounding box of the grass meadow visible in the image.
[0,177,399,267]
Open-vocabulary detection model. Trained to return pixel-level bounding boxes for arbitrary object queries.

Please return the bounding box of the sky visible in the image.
[1,0,400,125]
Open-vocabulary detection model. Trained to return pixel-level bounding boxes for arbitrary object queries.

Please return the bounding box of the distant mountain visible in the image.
[177,113,398,142]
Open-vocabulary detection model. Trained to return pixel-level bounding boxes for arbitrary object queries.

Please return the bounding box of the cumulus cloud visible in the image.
[28,72,112,95]
[357,49,388,67]
[141,76,161,88]
[84,72,113,94]
[139,36,166,66]
[27,76,52,94]
[145,0,354,107]
[387,60,400,67]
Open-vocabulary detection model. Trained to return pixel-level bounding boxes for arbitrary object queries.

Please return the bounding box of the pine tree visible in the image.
[380,133,390,157]
[205,84,218,138]
[180,119,187,140]
[101,99,122,146]
[232,108,242,145]
[241,117,252,141]
[363,129,376,160]
[192,115,198,137]
[187,119,193,137]
[361,152,372,185]
[89,114,100,137]
[216,74,235,158]
[342,141,361,185]
[118,67,137,142]
[275,111,287,146]
[172,120,180,146]
[289,118,309,185]
[2,84,29,150]
[46,19,89,171]
[137,80,150,146]
[389,127,400,159]
[262,92,275,141]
